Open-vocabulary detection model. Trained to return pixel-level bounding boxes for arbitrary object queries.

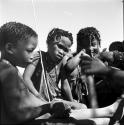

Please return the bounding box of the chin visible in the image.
[57,58,62,62]
[19,62,28,68]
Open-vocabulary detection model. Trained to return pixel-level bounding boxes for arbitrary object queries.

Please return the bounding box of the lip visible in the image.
[56,54,63,60]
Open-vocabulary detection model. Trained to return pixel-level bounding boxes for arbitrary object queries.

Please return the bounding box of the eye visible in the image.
[27,49,34,53]
[57,44,68,52]
[91,42,97,47]
[57,44,64,49]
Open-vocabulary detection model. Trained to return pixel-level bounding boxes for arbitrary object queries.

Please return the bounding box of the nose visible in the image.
[63,51,67,56]
[89,46,94,51]
[28,54,34,63]
[59,50,64,56]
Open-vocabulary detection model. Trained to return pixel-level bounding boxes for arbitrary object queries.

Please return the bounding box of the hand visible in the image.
[32,51,41,61]
[70,102,87,109]
[81,56,109,75]
[80,49,90,58]
[50,101,71,119]
[98,51,114,63]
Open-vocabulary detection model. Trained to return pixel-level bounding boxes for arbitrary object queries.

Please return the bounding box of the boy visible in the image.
[0,22,70,124]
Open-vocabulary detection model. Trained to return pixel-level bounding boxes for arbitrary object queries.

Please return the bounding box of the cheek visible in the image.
[94,46,98,49]
[49,45,58,57]
[52,46,59,54]
[22,52,30,61]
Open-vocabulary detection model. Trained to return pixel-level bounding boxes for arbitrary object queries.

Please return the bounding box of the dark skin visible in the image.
[0,36,71,123]
[81,55,124,88]
[24,36,86,109]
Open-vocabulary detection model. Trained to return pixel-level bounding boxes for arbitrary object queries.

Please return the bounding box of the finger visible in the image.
[81,53,90,58]
[102,48,107,52]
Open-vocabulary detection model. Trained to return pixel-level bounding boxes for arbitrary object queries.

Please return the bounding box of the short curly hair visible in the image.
[109,41,124,52]
[0,22,38,50]
[46,28,73,45]
[77,27,101,52]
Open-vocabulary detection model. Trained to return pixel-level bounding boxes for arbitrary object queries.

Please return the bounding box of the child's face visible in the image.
[78,39,100,57]
[86,39,100,57]
[48,36,72,62]
[12,36,38,67]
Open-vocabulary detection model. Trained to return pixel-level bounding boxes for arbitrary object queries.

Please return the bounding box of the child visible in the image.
[23,28,82,104]
[65,27,101,105]
[108,41,124,69]
[0,22,124,125]
[0,22,71,124]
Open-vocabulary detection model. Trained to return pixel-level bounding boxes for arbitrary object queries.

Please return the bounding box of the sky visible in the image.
[0,0,123,52]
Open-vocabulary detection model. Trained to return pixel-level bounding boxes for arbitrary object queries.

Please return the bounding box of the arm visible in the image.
[65,51,83,72]
[66,50,89,73]
[1,65,50,122]
[61,56,74,102]
[61,75,74,102]
[81,56,124,88]
[98,50,124,66]
[1,65,70,123]
[23,62,41,98]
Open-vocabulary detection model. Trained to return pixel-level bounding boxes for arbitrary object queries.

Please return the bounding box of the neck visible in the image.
[46,52,56,64]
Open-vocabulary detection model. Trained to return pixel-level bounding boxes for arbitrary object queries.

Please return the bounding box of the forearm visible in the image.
[24,78,39,96]
[61,79,73,102]
[66,52,81,72]
[27,103,51,119]
[12,103,51,122]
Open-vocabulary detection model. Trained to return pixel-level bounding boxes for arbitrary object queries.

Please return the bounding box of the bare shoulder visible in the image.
[0,60,17,79]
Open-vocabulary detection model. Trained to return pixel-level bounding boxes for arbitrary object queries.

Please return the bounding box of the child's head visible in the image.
[46,28,73,62]
[109,41,124,52]
[77,27,101,57]
[0,22,38,67]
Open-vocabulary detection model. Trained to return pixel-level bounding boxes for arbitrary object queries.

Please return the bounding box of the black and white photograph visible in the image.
[0,0,124,124]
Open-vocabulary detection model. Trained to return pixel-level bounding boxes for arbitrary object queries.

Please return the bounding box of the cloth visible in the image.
[68,65,88,104]
[31,51,62,102]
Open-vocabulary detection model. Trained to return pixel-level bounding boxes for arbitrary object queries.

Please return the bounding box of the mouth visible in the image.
[56,54,63,60]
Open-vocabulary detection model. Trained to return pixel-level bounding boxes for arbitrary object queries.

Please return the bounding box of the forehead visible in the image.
[55,36,72,48]
[91,39,99,45]
[17,36,38,48]
[83,39,99,47]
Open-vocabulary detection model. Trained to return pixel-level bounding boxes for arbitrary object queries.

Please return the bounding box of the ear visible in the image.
[5,43,16,54]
